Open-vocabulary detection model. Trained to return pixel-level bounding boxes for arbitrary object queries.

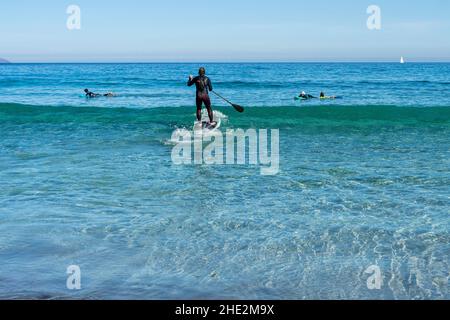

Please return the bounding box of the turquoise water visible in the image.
[0,63,449,299]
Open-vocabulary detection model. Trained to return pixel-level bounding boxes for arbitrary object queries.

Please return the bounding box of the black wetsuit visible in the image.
[85,91,99,98]
[85,91,113,98]
[187,75,214,122]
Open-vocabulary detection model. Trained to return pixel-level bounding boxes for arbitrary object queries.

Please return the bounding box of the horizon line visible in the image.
[2,60,450,64]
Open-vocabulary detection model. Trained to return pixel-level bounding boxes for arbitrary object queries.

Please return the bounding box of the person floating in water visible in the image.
[84,89,116,98]
[320,92,337,99]
[299,91,316,99]
[187,67,214,124]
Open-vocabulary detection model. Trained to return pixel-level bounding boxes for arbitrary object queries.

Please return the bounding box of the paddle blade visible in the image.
[232,104,244,113]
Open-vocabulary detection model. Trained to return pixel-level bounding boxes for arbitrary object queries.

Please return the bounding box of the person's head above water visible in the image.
[199,67,206,76]
[84,89,89,93]
[320,92,325,97]
[301,91,306,96]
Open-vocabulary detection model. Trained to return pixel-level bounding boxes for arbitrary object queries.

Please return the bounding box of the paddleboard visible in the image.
[203,121,220,130]
[320,96,342,100]
[194,118,222,132]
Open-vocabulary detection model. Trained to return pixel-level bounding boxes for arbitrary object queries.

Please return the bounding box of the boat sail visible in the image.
[400,56,405,64]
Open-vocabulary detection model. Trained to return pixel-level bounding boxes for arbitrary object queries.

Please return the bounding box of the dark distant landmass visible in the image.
[0,58,11,63]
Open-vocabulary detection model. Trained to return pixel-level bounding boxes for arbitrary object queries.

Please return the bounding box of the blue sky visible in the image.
[1,0,449,62]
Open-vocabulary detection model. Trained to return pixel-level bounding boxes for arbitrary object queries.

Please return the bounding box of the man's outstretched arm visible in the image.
[187,76,196,86]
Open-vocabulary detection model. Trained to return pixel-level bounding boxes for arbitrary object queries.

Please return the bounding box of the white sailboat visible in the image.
[400,56,405,64]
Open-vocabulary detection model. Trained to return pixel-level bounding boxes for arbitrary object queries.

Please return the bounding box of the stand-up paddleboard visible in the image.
[194,118,222,131]
[203,120,221,130]
[194,109,223,131]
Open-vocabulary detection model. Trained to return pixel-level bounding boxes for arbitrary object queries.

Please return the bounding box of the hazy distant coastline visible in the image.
[0,58,11,63]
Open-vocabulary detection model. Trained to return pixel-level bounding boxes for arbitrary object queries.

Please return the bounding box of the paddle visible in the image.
[211,91,244,113]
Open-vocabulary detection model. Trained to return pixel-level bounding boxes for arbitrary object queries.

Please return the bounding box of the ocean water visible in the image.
[0,63,449,300]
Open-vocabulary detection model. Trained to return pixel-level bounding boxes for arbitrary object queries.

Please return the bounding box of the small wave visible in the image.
[1,103,449,129]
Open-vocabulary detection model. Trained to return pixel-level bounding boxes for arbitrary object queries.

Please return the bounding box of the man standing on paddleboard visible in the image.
[187,67,214,124]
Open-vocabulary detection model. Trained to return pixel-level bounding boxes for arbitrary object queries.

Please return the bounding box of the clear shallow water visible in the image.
[0,63,449,299]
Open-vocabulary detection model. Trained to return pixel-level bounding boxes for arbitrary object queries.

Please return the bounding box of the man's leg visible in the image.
[204,95,214,123]
[196,96,202,122]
